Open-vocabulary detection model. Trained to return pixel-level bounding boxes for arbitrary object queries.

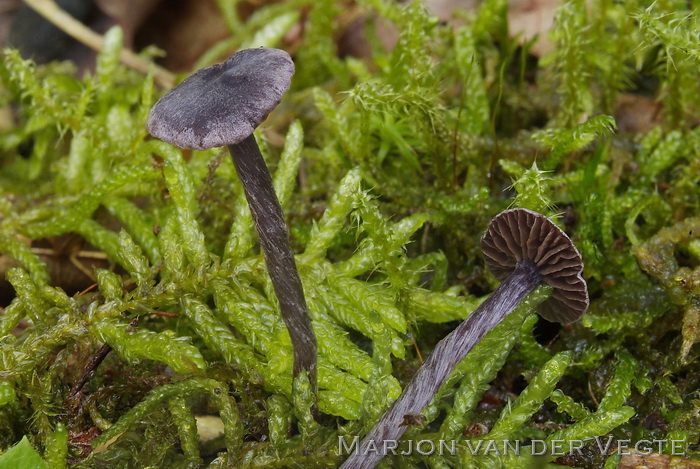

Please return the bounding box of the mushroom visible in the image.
[340,208,588,469]
[146,48,317,389]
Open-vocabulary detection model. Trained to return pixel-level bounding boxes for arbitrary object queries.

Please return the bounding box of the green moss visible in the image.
[1,0,699,466]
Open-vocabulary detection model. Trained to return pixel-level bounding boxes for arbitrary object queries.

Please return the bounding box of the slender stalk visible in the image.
[227,135,317,390]
[340,261,541,469]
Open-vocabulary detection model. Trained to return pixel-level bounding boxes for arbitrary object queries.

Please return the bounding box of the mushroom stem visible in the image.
[227,134,317,388]
[340,261,541,469]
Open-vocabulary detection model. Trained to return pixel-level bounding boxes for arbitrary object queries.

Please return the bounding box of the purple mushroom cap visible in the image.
[147,47,294,151]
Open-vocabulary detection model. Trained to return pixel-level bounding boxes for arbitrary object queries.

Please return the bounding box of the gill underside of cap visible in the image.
[480,208,589,323]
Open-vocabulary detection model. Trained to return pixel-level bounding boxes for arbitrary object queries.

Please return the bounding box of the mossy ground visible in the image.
[0,0,699,467]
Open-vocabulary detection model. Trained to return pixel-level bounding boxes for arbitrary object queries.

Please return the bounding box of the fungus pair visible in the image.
[146,51,590,469]
[340,208,588,469]
[146,49,317,387]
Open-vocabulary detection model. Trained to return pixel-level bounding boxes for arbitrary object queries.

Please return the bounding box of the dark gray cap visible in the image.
[147,47,294,151]
[481,208,589,323]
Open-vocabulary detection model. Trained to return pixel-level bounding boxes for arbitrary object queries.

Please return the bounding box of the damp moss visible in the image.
[0,0,699,467]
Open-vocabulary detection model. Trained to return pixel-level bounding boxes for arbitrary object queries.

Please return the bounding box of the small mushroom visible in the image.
[146,48,317,389]
[340,208,588,469]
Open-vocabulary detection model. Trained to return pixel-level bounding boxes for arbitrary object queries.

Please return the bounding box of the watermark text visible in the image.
[338,436,688,457]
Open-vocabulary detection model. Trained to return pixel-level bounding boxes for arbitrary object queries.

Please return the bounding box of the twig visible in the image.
[70,343,112,398]
[22,0,175,89]
[69,318,138,398]
[77,283,98,296]
[587,378,600,407]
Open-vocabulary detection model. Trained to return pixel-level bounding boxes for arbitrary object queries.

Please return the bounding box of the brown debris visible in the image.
[618,450,700,469]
